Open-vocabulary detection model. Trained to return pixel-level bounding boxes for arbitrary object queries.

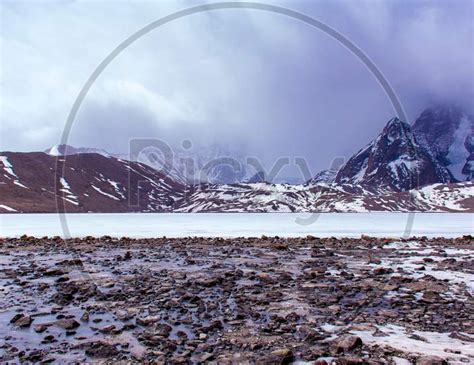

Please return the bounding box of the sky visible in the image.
[1,0,473,178]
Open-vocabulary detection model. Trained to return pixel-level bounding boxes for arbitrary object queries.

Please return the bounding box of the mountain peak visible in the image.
[45,144,77,156]
[335,116,451,190]
[381,118,413,144]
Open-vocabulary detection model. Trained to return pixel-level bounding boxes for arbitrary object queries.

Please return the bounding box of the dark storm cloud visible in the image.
[1,0,473,176]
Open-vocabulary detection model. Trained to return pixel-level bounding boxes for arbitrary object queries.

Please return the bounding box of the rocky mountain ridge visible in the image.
[0,150,472,213]
[1,105,472,213]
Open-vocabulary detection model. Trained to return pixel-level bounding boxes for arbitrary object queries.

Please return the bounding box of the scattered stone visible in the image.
[54,319,80,330]
[136,315,161,326]
[10,314,33,327]
[416,356,448,365]
[84,341,119,358]
[34,324,49,333]
[335,335,363,353]
[0,236,472,363]
[266,348,293,363]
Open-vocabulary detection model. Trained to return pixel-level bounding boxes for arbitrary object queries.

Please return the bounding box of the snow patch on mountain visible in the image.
[1,156,28,189]
[0,204,17,212]
[91,185,121,201]
[447,116,471,180]
[59,177,79,205]
[411,182,473,211]
[0,156,18,178]
[107,179,126,199]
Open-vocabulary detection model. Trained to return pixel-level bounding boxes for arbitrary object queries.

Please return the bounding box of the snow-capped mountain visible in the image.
[46,144,258,185]
[1,151,472,213]
[412,105,473,181]
[334,117,450,191]
[0,152,185,213]
[45,144,113,157]
[306,169,337,185]
[173,181,473,212]
[2,105,472,213]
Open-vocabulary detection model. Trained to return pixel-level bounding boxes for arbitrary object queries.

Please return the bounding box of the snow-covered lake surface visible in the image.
[0,212,472,238]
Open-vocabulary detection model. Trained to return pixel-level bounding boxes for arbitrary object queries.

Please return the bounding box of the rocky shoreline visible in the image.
[0,235,473,364]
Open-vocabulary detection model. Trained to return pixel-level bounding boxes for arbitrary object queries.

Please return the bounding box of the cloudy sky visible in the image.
[1,0,473,177]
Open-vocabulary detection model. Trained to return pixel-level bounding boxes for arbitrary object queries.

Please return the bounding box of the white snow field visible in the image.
[0,212,472,238]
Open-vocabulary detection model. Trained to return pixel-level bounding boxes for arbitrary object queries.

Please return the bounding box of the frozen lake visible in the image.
[0,212,472,238]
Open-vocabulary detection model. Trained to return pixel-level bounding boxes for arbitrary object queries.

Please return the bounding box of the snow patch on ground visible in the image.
[351,324,474,364]
[383,241,421,249]
[370,243,474,296]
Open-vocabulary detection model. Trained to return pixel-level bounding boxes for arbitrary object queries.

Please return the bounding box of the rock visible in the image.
[335,335,363,353]
[373,267,392,275]
[416,356,447,365]
[99,325,116,334]
[54,318,80,330]
[136,315,161,326]
[41,335,56,344]
[56,276,69,283]
[44,268,65,276]
[176,330,188,339]
[34,324,49,333]
[421,291,441,303]
[266,348,293,363]
[338,357,367,364]
[80,311,90,322]
[314,360,328,365]
[191,352,214,362]
[450,331,474,342]
[383,283,399,291]
[272,242,289,250]
[10,314,33,327]
[257,272,271,281]
[23,350,44,362]
[378,309,398,318]
[84,341,119,358]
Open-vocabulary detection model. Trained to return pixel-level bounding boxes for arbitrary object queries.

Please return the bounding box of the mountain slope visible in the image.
[0,152,185,213]
[306,169,337,185]
[412,105,473,181]
[334,118,451,191]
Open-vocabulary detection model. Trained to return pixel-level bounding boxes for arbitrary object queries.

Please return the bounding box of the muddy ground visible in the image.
[0,235,473,364]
